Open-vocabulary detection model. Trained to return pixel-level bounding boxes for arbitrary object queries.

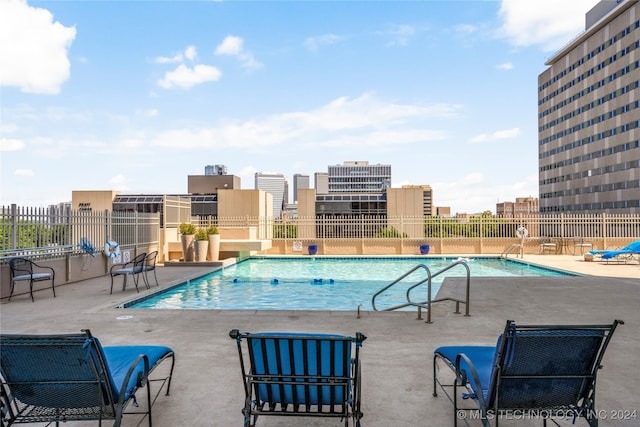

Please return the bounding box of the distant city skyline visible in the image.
[1,0,601,213]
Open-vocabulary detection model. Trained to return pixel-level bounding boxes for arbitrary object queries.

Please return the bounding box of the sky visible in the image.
[0,0,601,214]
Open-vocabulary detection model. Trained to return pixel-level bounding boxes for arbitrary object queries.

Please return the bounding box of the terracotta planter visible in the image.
[208,234,220,261]
[180,234,195,262]
[195,240,209,262]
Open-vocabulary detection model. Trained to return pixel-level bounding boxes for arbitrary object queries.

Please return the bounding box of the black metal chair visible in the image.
[109,252,146,294]
[142,251,159,288]
[433,319,624,427]
[8,257,55,302]
[229,330,366,427]
[0,329,175,427]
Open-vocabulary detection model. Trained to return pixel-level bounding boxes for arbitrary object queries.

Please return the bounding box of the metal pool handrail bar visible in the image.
[371,259,471,324]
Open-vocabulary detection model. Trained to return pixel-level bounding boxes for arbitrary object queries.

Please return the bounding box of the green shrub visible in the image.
[206,226,219,235]
[195,228,208,241]
[179,223,196,235]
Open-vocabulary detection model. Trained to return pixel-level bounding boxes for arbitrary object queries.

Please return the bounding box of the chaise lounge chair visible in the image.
[0,329,175,427]
[588,240,640,263]
[433,319,623,427]
[229,329,366,427]
[599,240,640,264]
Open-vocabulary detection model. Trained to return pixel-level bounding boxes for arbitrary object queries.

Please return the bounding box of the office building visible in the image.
[314,172,329,194]
[401,185,434,216]
[293,174,310,203]
[496,197,540,218]
[204,164,227,176]
[327,161,391,193]
[255,172,287,218]
[538,0,640,214]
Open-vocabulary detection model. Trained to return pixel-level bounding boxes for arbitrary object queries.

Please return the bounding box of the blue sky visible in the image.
[1,0,600,214]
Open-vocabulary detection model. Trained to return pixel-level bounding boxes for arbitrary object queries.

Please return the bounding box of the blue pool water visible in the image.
[128,257,575,311]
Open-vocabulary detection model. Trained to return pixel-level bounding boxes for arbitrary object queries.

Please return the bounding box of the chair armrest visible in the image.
[116,354,150,406]
[455,352,488,412]
[110,261,131,273]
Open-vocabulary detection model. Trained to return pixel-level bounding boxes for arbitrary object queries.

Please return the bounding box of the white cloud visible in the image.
[215,35,263,70]
[497,0,598,51]
[15,169,34,176]
[0,0,76,94]
[151,93,459,149]
[470,127,520,143]
[381,24,416,47]
[184,45,197,61]
[135,108,158,117]
[215,36,243,56]
[0,138,25,151]
[304,34,343,52]
[496,62,514,70]
[155,45,197,64]
[157,64,222,89]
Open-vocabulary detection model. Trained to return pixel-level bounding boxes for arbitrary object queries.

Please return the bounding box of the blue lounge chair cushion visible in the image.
[589,240,640,256]
[248,332,352,406]
[102,345,174,401]
[434,345,496,401]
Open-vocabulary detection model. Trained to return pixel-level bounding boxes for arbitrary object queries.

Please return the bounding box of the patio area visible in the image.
[1,255,638,426]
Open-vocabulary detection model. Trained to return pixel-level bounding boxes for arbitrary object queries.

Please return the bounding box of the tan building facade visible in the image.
[496,197,539,217]
[538,0,640,214]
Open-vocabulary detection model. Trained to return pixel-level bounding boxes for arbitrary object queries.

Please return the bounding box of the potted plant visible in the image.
[179,222,196,262]
[207,225,220,261]
[194,228,209,262]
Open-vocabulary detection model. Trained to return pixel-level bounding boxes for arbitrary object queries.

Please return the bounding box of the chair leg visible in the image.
[8,281,15,301]
[50,276,56,298]
[29,280,34,302]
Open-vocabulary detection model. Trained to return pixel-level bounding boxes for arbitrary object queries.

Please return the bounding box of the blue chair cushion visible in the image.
[247,332,352,405]
[434,345,496,401]
[102,345,173,400]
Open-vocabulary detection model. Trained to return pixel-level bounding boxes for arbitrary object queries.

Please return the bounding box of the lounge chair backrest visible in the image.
[487,322,618,410]
[0,332,118,418]
[246,332,353,406]
[230,329,366,425]
[625,240,640,251]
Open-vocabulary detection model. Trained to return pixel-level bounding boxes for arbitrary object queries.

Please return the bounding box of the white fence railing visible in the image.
[2,206,639,258]
[0,204,160,260]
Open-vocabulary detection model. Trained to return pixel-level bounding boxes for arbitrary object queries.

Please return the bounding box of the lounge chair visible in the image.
[229,329,366,427]
[0,329,175,427]
[587,240,640,259]
[8,257,55,302]
[597,240,640,264]
[433,319,623,427]
[110,252,146,294]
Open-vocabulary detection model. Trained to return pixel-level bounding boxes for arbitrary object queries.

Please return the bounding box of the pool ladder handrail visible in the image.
[501,243,523,259]
[371,259,471,324]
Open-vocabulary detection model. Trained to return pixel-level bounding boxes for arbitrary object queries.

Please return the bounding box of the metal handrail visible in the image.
[501,243,523,259]
[371,259,471,323]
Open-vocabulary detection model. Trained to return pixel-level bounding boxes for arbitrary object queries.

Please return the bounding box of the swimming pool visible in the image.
[127,257,576,311]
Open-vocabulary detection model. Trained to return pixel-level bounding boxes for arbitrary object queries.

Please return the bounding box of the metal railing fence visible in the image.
[1,204,639,257]
[0,204,159,260]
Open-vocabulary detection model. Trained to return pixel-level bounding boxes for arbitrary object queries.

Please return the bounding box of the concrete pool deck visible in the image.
[1,254,638,426]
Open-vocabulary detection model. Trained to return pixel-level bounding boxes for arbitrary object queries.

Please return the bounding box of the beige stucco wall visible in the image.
[187,175,241,194]
[71,190,119,211]
[217,189,272,218]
